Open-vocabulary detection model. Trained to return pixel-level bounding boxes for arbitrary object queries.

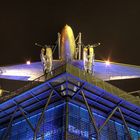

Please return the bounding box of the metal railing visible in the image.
[0,64,66,103]
[0,63,140,106]
[66,64,140,107]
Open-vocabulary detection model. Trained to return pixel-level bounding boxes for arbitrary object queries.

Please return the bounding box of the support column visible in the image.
[18,106,35,133]
[2,108,18,140]
[99,106,118,132]
[118,108,132,140]
[80,90,99,140]
[98,106,132,140]
[65,97,69,140]
[34,90,54,140]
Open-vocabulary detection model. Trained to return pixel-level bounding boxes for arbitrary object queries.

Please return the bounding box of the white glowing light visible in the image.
[110,75,139,80]
[26,61,31,65]
[105,60,110,66]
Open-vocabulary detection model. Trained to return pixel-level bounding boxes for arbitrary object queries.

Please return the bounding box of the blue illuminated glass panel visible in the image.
[0,104,65,140]
[68,103,140,140]
[0,102,140,140]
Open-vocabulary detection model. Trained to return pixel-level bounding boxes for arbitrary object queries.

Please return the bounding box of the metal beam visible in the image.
[2,108,18,140]
[0,88,52,121]
[47,82,63,98]
[74,93,140,131]
[0,108,8,116]
[30,91,44,106]
[0,89,57,125]
[34,90,54,140]
[66,80,81,88]
[12,100,35,133]
[98,106,132,139]
[18,106,35,133]
[94,93,105,102]
[51,81,66,89]
[82,88,140,120]
[118,107,132,140]
[99,106,118,132]
[72,82,85,98]
[125,107,139,119]
[65,97,69,140]
[80,90,99,140]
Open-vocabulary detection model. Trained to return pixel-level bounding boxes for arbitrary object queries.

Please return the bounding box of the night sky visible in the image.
[0,1,140,66]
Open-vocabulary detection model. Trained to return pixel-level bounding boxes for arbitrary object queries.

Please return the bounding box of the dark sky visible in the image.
[0,1,140,66]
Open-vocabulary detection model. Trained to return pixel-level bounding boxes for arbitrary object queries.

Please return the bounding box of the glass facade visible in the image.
[68,103,140,140]
[0,102,140,140]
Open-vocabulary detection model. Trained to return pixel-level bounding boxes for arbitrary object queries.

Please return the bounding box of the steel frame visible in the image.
[65,97,69,140]
[80,90,99,140]
[2,88,60,140]
[18,105,35,133]
[33,90,54,140]
[2,108,18,140]
[1,73,138,140]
